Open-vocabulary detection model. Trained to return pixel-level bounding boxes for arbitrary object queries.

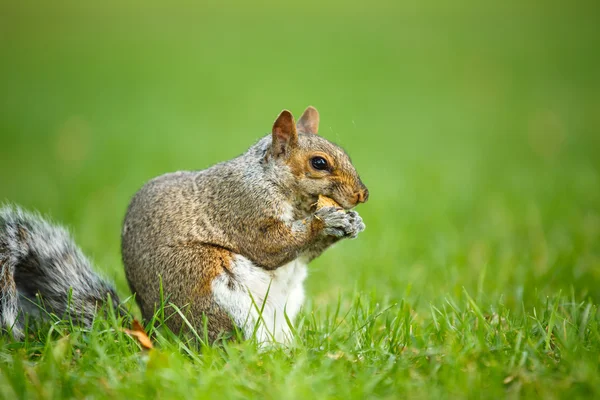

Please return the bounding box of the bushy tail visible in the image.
[0,205,120,339]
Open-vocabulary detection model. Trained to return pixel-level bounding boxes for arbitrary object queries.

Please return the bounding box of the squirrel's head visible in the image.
[266,106,369,210]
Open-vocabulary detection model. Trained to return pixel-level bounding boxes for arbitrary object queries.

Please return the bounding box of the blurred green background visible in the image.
[1,0,599,310]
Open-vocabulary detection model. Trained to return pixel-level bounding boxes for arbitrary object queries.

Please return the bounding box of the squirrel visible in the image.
[0,106,368,344]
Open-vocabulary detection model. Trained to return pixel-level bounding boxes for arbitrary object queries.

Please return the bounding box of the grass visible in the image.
[1,0,599,398]
[1,292,599,398]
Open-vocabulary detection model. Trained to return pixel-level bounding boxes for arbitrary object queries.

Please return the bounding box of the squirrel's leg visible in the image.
[234,207,364,269]
[139,242,237,343]
[145,241,305,344]
[231,215,325,269]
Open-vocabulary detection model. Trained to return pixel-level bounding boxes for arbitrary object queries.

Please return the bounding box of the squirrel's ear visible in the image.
[271,110,298,157]
[296,106,320,134]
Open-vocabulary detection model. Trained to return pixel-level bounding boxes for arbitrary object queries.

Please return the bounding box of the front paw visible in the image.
[345,210,366,238]
[315,207,366,238]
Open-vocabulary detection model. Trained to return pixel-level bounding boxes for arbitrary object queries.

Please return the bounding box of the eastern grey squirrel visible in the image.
[0,106,368,343]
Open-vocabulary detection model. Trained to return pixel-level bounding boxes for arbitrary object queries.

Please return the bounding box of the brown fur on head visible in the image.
[270,106,369,210]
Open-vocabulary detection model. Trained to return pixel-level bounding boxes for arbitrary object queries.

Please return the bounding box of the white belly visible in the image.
[211,255,307,344]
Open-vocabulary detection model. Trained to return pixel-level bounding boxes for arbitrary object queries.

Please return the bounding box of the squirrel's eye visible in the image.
[311,156,329,171]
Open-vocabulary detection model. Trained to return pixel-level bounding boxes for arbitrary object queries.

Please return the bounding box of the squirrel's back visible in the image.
[120,137,288,328]
[122,136,288,255]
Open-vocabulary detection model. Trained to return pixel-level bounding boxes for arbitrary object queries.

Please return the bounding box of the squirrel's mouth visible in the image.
[334,193,367,210]
[326,194,355,211]
[305,192,360,213]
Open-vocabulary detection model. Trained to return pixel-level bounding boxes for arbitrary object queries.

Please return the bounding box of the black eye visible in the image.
[311,156,329,171]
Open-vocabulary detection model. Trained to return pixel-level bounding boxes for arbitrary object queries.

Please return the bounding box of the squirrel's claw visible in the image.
[315,206,365,239]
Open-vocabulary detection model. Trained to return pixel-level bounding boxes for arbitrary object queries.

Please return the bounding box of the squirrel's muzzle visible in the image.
[354,187,369,205]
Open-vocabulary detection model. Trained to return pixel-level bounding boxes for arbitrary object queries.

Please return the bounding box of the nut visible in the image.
[316,195,341,209]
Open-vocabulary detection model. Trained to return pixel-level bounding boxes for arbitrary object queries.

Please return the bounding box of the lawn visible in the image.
[1,1,599,398]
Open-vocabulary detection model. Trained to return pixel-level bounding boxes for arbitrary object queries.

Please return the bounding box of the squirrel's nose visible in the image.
[355,188,369,204]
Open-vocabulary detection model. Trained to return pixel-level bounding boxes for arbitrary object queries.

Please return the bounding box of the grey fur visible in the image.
[316,207,366,238]
[0,205,120,339]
